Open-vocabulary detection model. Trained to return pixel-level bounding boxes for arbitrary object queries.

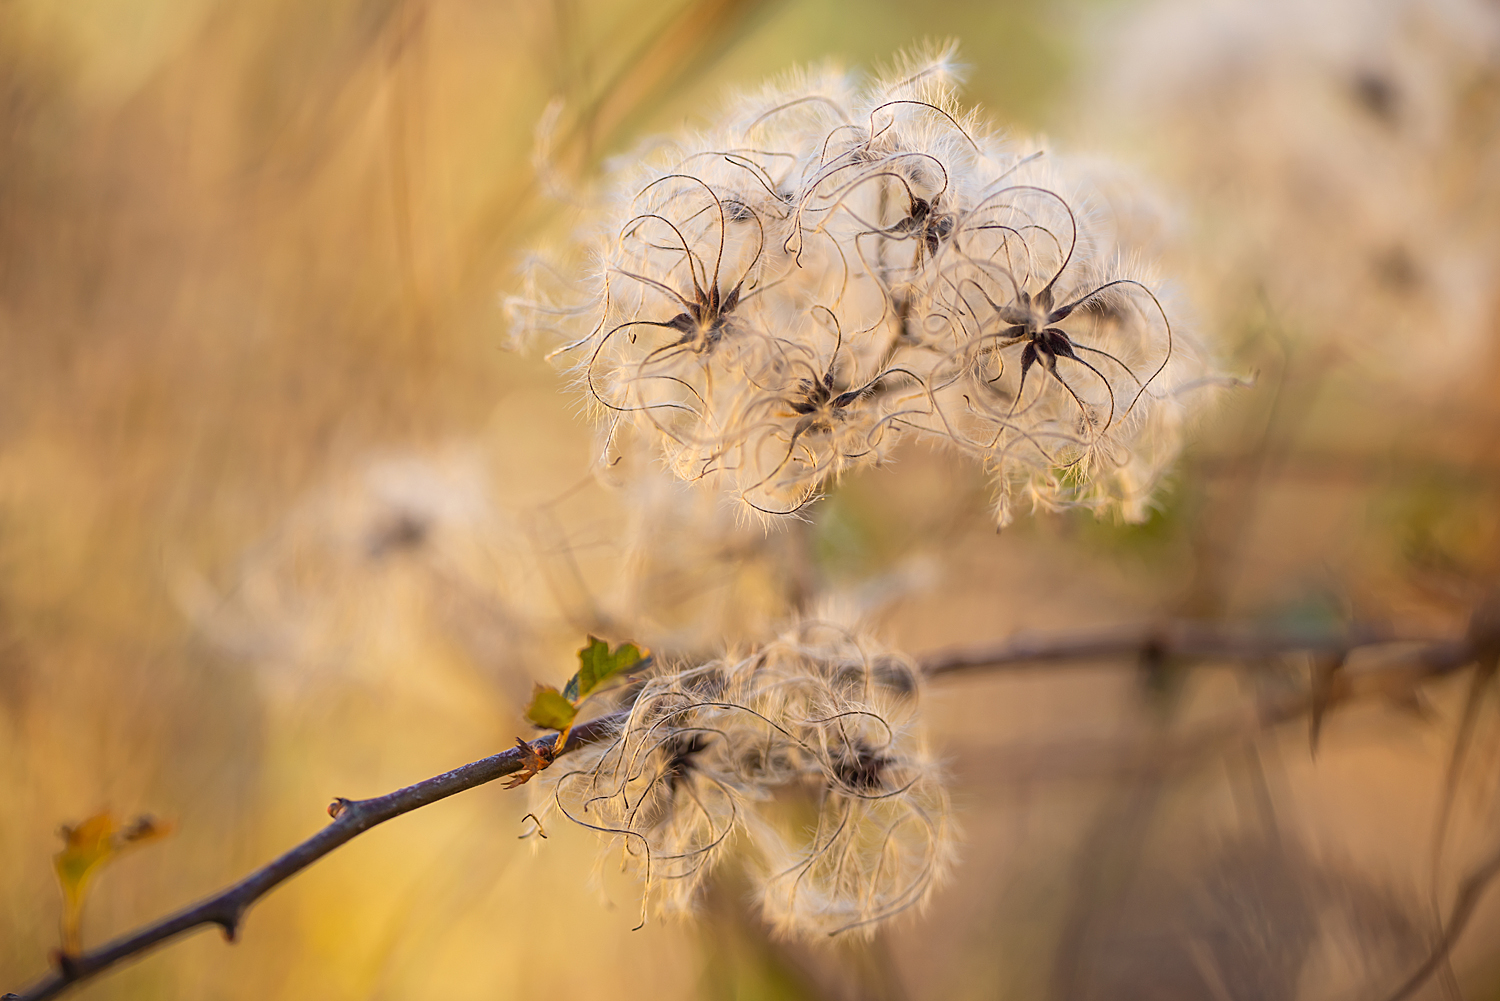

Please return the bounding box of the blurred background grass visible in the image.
[2,0,1499,998]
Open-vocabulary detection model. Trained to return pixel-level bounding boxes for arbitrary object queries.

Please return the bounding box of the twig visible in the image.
[4,714,626,1001]
[3,621,1475,1000]
[1383,842,1500,1001]
[951,639,1477,787]
[920,620,1443,677]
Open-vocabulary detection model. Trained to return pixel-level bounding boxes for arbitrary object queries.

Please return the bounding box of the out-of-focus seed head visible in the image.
[1085,0,1500,386]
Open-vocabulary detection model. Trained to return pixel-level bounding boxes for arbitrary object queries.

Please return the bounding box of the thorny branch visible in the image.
[4,618,1490,1001]
[4,716,628,1001]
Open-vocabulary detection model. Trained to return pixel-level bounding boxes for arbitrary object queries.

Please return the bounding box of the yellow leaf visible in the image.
[54,811,173,955]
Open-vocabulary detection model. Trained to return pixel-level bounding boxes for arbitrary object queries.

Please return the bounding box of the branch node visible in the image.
[327,797,355,820]
[502,738,556,789]
[49,949,79,978]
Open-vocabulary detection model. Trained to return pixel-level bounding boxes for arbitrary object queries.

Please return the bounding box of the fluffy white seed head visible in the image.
[529,621,954,938]
[508,47,1212,526]
[743,623,955,939]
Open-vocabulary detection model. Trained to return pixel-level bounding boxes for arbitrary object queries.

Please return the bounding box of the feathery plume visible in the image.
[529,621,954,938]
[508,46,1212,525]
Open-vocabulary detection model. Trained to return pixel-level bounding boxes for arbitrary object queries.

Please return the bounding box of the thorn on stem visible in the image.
[1309,652,1348,756]
[215,914,240,943]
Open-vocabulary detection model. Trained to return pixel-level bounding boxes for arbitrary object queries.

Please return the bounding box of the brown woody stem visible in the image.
[4,620,1478,1000]
[5,716,625,1001]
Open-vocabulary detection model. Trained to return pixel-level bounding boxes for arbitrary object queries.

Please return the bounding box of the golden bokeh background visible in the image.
[3,0,1500,998]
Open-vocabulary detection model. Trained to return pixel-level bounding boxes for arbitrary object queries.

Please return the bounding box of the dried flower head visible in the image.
[530,622,953,938]
[531,660,772,923]
[914,160,1191,523]
[509,46,1210,525]
[744,622,954,939]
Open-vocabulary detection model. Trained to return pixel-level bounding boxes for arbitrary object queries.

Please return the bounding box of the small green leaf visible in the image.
[575,636,645,700]
[524,685,578,731]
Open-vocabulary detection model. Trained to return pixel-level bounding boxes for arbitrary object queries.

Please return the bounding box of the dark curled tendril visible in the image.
[617,173,768,352]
